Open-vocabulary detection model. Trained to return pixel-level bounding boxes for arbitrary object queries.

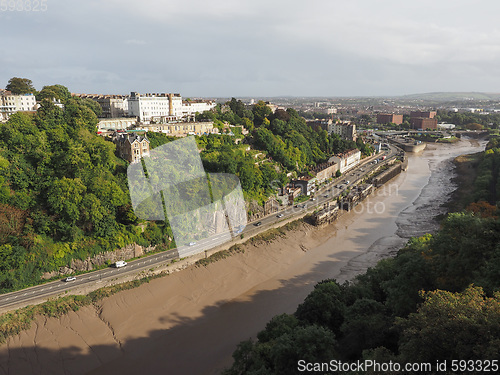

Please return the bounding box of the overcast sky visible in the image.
[1,0,500,97]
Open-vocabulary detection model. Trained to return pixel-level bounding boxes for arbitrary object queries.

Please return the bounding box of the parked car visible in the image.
[64,276,76,282]
[254,221,262,226]
[277,213,284,218]
[188,242,196,246]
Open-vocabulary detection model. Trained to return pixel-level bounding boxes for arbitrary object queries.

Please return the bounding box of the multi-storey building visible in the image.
[330,149,361,174]
[330,121,357,142]
[140,121,218,137]
[128,92,183,124]
[306,119,356,141]
[291,177,317,196]
[114,133,150,163]
[0,90,37,122]
[306,119,331,132]
[75,92,215,124]
[410,117,438,130]
[377,113,403,125]
[76,94,129,118]
[181,99,216,120]
[410,111,436,119]
[97,118,137,132]
[410,110,438,130]
[310,161,339,183]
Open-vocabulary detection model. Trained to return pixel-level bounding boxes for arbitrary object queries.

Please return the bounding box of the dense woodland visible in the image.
[0,82,372,293]
[222,140,500,374]
[0,92,175,292]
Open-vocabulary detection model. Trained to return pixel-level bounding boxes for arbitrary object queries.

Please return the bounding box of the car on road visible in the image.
[324,194,329,198]
[64,276,76,282]
[254,221,262,226]
[346,180,350,184]
[277,213,284,218]
[188,242,196,246]
[311,198,316,201]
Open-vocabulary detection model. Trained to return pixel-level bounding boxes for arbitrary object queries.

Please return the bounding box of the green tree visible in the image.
[428,212,500,292]
[339,298,395,360]
[47,177,86,223]
[37,84,72,103]
[398,286,500,363]
[252,101,272,126]
[295,280,346,335]
[6,77,36,94]
[257,314,300,343]
[270,325,338,375]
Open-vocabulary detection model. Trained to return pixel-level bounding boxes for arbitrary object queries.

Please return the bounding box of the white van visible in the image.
[114,260,127,268]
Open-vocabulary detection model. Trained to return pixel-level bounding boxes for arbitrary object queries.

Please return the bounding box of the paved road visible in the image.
[0,250,178,310]
[242,144,399,233]
[0,145,399,310]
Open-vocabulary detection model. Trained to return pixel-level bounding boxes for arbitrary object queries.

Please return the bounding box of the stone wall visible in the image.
[41,243,156,279]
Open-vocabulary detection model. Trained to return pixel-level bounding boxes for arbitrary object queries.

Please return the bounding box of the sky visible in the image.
[1,0,500,97]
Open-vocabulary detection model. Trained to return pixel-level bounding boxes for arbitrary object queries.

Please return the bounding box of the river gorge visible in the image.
[0,138,486,375]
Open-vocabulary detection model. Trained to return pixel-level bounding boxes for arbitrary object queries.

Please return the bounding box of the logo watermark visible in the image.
[284,182,399,216]
[297,359,499,373]
[127,136,247,257]
[0,0,48,12]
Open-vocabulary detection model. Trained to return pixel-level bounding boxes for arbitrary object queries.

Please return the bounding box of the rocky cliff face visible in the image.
[41,243,156,279]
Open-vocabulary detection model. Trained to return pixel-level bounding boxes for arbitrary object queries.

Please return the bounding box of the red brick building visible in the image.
[377,113,403,125]
[410,111,436,119]
[410,110,437,130]
[410,118,438,130]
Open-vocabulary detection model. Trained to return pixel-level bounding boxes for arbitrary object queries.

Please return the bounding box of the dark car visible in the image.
[254,221,262,226]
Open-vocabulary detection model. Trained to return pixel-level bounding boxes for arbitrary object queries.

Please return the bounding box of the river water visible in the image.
[334,138,486,282]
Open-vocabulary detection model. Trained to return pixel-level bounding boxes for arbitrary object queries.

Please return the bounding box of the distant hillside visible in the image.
[399,92,500,101]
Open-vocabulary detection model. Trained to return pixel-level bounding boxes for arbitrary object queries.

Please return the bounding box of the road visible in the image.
[239,143,399,236]
[0,144,400,310]
[0,250,178,310]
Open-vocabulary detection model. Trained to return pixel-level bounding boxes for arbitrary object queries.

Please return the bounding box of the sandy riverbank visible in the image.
[0,139,485,375]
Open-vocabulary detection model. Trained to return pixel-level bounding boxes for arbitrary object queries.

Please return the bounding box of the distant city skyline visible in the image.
[2,0,500,97]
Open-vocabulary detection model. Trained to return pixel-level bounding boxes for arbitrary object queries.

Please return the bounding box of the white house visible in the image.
[329,149,361,174]
[0,90,37,122]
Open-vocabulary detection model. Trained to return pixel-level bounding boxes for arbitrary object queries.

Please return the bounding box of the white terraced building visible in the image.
[181,99,216,119]
[128,92,215,124]
[0,90,37,122]
[128,92,183,123]
[329,149,361,174]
